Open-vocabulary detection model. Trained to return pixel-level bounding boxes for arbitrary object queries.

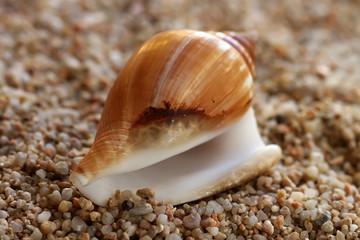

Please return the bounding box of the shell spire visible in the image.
[208,31,257,77]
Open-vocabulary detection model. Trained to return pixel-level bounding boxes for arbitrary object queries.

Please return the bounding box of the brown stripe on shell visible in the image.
[132,101,208,127]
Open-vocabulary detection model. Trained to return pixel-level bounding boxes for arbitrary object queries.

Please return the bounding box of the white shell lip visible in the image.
[71,107,281,206]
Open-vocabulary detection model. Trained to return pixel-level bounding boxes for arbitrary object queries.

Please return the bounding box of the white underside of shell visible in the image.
[72,107,281,206]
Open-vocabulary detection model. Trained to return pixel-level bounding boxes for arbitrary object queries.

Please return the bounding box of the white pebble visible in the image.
[350,224,358,232]
[336,230,345,240]
[206,226,219,236]
[290,191,304,201]
[71,216,87,232]
[129,203,153,215]
[173,218,182,226]
[126,224,137,237]
[284,216,292,226]
[0,199,6,209]
[55,161,69,175]
[199,233,212,239]
[304,166,319,180]
[109,50,123,66]
[30,228,42,240]
[310,151,325,163]
[102,212,114,225]
[257,210,268,221]
[121,221,131,230]
[100,224,112,235]
[143,213,156,222]
[61,188,73,200]
[309,209,317,221]
[346,195,355,204]
[48,190,62,204]
[183,213,201,229]
[21,192,32,202]
[0,219,8,232]
[263,220,274,235]
[321,220,334,233]
[165,233,182,240]
[271,205,279,212]
[10,221,23,232]
[0,210,9,219]
[37,211,51,223]
[221,199,232,212]
[249,215,258,227]
[208,201,224,214]
[154,205,166,215]
[64,55,81,69]
[304,200,317,210]
[156,214,168,225]
[304,188,318,198]
[204,206,213,216]
[140,236,152,240]
[35,169,47,179]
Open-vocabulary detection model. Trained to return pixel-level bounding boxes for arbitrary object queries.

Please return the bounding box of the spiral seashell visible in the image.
[70,29,281,206]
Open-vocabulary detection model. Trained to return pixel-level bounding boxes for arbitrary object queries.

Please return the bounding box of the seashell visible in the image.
[70,29,281,206]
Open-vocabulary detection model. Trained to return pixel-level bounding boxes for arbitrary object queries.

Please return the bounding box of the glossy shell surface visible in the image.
[70,29,281,206]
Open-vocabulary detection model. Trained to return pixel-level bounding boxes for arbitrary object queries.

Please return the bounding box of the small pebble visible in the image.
[0,210,9,219]
[0,219,8,232]
[79,197,94,211]
[165,233,182,240]
[10,221,23,232]
[249,215,258,227]
[304,166,319,181]
[304,188,318,198]
[30,228,43,240]
[271,205,279,212]
[336,230,345,240]
[274,215,284,229]
[48,190,62,205]
[144,213,157,222]
[55,161,69,175]
[350,224,358,232]
[208,201,224,214]
[37,211,51,223]
[253,234,267,240]
[156,214,168,225]
[183,213,201,229]
[263,220,274,235]
[129,203,153,215]
[58,200,73,213]
[136,188,155,199]
[125,224,137,237]
[154,206,166,215]
[304,199,317,210]
[40,221,57,234]
[206,226,219,236]
[257,210,268,221]
[321,220,334,233]
[78,232,90,240]
[102,212,115,225]
[100,224,113,235]
[90,211,101,221]
[61,188,73,200]
[71,216,87,232]
[35,169,47,179]
[290,191,304,202]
